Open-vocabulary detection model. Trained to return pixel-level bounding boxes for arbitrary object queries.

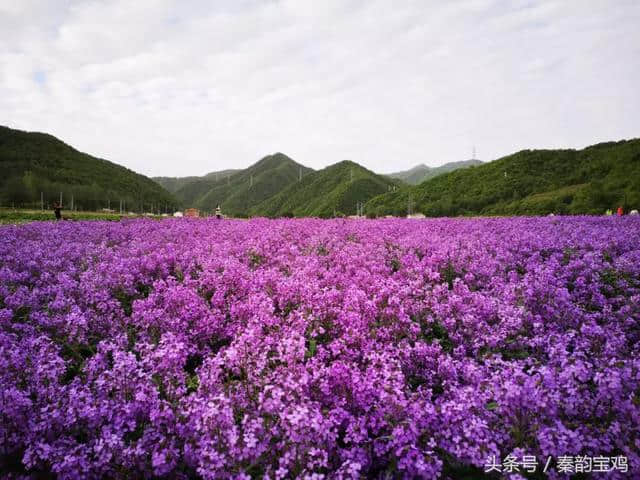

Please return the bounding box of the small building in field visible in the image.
[185,208,200,218]
[173,211,184,217]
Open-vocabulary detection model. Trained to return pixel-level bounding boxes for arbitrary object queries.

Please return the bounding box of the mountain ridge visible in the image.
[3,125,637,218]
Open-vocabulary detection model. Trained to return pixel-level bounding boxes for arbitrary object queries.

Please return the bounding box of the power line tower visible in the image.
[472,145,476,160]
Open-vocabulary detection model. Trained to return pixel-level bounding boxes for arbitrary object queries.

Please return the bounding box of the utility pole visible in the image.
[350,168,353,182]
[59,191,63,207]
[250,175,253,188]
[71,195,74,211]
[40,192,43,211]
[299,167,302,181]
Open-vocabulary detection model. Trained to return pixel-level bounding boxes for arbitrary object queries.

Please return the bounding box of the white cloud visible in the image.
[0,0,638,176]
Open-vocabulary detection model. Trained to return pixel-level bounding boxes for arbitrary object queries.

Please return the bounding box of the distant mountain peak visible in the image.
[386,159,482,185]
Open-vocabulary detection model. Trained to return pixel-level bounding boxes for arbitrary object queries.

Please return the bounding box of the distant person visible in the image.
[215,205,222,219]
[617,206,623,216]
[53,202,62,220]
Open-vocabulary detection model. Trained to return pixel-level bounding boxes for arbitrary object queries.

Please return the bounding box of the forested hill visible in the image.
[171,153,314,217]
[251,160,401,218]
[0,126,178,212]
[366,139,640,217]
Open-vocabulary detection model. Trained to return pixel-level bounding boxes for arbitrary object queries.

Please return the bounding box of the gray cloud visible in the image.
[1,0,638,176]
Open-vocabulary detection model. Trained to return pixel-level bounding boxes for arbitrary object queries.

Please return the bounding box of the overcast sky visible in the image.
[1,0,639,177]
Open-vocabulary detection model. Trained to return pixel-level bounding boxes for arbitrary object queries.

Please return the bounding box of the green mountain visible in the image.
[251,160,401,218]
[173,153,313,216]
[366,139,640,217]
[152,169,240,193]
[0,126,178,212]
[386,159,483,185]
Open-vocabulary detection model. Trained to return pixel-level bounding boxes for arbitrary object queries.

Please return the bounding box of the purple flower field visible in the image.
[1,217,639,479]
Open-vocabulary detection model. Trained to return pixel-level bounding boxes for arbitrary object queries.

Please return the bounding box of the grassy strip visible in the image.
[0,209,163,224]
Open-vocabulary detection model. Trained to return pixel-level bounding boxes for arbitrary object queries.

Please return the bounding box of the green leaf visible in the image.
[486,401,499,411]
